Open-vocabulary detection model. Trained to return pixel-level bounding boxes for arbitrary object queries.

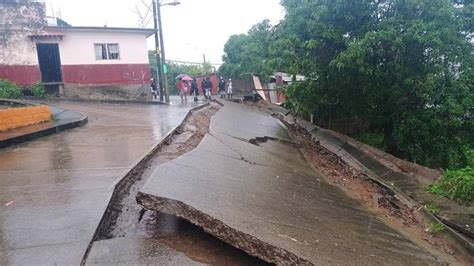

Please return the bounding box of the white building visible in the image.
[0,0,154,99]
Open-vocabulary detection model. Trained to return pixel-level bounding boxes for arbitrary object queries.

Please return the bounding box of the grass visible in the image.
[427,222,445,235]
[46,94,57,102]
[51,114,59,123]
[427,167,474,204]
[427,149,474,205]
[425,204,441,215]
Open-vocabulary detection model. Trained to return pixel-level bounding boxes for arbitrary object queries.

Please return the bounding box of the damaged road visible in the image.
[137,101,443,265]
[0,101,202,265]
[85,102,266,265]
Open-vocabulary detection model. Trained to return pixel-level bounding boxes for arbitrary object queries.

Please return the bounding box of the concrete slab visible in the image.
[211,101,292,143]
[138,102,441,265]
[86,237,202,265]
[0,101,202,264]
[0,241,85,265]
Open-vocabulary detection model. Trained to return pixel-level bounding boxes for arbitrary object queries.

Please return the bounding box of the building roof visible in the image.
[44,26,155,37]
[271,72,305,82]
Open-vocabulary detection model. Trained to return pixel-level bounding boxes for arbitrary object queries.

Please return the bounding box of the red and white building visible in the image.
[0,0,153,100]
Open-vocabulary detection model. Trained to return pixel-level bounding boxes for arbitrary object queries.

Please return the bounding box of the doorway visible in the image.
[36,43,63,83]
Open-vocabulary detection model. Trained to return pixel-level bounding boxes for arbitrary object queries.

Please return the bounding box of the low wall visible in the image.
[0,105,51,131]
[62,84,151,101]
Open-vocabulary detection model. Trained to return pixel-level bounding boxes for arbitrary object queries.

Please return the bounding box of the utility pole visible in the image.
[152,0,164,101]
[156,3,170,104]
[203,53,207,74]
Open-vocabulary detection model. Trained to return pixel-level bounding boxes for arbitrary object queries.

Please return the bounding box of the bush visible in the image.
[428,167,474,204]
[0,80,21,99]
[31,83,46,98]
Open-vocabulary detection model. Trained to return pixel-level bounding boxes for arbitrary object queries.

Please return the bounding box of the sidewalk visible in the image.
[0,101,87,148]
[137,100,442,264]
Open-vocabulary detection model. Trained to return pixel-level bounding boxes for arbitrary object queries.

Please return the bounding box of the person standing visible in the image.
[181,80,189,102]
[226,78,233,99]
[191,78,199,102]
[204,77,213,100]
[177,78,184,102]
[201,77,206,99]
[218,77,226,98]
[150,78,158,100]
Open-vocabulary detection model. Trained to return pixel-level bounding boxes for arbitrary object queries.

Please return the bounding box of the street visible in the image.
[0,101,200,264]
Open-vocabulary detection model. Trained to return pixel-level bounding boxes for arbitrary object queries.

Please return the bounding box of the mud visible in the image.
[85,102,267,265]
[280,116,471,265]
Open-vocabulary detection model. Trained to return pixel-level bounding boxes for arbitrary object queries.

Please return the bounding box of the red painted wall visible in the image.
[62,64,151,85]
[1,64,151,87]
[0,65,41,86]
[195,73,219,95]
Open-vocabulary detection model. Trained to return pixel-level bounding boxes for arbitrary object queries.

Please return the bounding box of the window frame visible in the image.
[94,43,121,60]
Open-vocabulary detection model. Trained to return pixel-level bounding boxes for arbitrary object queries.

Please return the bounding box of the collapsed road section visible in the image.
[137,101,442,265]
[83,102,267,265]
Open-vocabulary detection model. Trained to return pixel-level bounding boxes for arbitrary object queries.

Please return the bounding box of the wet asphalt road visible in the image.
[0,100,201,265]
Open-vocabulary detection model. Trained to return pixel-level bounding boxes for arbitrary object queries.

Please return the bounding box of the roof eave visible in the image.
[44,26,155,37]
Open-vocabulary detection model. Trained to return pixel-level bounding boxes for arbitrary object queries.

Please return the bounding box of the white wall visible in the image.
[0,1,46,65]
[57,30,149,65]
[0,33,39,65]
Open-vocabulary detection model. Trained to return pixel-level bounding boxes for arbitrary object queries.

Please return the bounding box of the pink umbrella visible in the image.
[181,76,193,81]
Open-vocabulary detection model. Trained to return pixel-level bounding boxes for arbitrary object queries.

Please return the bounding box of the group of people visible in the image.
[150,76,234,103]
[176,76,233,103]
[218,77,233,99]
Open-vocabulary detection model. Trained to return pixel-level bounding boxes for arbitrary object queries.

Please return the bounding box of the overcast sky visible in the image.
[46,0,285,66]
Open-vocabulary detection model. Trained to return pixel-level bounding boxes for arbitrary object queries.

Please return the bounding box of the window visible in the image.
[94,43,120,60]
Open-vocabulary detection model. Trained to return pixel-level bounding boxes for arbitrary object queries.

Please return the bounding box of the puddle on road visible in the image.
[136,211,268,265]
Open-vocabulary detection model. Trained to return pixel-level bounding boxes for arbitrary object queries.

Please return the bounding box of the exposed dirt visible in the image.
[86,102,267,265]
[281,117,472,265]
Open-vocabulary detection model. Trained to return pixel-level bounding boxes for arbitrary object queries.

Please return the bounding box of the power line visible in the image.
[141,2,152,26]
[166,59,222,66]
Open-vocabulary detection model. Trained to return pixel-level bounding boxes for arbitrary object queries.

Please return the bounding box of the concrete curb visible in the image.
[80,102,211,265]
[278,111,474,256]
[0,98,35,106]
[0,110,88,149]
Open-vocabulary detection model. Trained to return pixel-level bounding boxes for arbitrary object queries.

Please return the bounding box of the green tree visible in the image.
[330,0,473,168]
[221,0,473,169]
[219,19,274,80]
[277,0,473,169]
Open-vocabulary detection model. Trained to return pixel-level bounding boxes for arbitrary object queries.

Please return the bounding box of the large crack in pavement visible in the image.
[82,102,268,265]
[136,100,443,265]
[136,192,311,265]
